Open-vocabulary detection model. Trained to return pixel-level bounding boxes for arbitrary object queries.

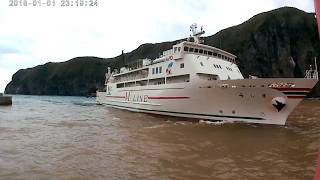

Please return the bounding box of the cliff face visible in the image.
[5,7,320,96]
[5,57,117,96]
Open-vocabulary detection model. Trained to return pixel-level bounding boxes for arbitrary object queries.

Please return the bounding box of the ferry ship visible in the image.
[97,24,319,125]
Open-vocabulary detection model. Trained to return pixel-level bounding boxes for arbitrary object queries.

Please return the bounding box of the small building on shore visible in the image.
[0,93,12,106]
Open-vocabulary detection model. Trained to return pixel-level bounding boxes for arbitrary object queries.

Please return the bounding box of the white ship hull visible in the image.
[97,24,319,125]
[97,78,317,125]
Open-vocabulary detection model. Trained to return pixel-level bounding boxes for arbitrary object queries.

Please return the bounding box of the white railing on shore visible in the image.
[305,57,319,79]
[305,70,319,79]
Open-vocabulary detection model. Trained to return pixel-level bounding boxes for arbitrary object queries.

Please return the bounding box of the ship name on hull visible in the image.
[125,92,148,102]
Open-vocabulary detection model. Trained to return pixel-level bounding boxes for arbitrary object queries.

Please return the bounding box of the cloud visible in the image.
[0,46,21,54]
[0,67,15,93]
[272,0,314,12]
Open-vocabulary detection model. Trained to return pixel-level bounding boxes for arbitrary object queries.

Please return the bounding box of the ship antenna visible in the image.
[190,23,205,44]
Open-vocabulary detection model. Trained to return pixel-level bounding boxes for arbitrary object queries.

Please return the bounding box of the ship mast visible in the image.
[189,23,205,44]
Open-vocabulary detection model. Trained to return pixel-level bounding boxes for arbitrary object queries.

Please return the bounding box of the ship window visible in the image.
[213,52,217,57]
[184,46,189,51]
[156,67,159,74]
[180,63,184,68]
[174,47,177,53]
[213,64,216,68]
[189,48,194,52]
[149,78,165,85]
[200,62,204,66]
[221,55,224,59]
[262,94,266,98]
[197,73,218,81]
[152,68,155,74]
[204,50,208,55]
[167,74,190,84]
[178,47,181,52]
[218,54,221,58]
[116,83,124,88]
[194,48,199,53]
[208,51,213,56]
[136,80,147,86]
[159,66,162,73]
[199,49,203,53]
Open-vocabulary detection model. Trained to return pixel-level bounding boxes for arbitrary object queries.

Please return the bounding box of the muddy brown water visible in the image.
[0,95,319,179]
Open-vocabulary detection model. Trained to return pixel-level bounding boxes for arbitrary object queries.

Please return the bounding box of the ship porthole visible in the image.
[219,110,223,114]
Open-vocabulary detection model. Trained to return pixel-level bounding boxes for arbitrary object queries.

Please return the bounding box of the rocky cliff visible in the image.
[5,7,320,96]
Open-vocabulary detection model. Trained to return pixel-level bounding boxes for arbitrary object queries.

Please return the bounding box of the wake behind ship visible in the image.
[97,24,318,125]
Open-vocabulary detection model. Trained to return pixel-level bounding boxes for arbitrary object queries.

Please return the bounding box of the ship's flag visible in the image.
[315,0,320,38]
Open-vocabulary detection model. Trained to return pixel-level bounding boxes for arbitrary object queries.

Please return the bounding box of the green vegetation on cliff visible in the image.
[5,7,320,96]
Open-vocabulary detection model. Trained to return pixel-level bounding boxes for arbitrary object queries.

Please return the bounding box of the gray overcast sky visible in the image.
[0,0,315,92]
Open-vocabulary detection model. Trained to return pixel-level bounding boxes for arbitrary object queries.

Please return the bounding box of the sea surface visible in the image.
[0,95,319,180]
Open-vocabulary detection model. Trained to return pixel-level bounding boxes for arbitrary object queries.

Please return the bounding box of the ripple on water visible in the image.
[0,96,319,179]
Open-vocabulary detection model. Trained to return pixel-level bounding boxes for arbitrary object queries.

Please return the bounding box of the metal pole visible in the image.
[315,57,318,72]
[315,57,319,79]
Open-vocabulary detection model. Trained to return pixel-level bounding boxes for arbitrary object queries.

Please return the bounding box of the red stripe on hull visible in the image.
[148,96,190,99]
[273,88,311,91]
[287,96,306,99]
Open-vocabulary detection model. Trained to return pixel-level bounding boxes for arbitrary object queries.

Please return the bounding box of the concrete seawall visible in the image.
[0,95,12,105]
